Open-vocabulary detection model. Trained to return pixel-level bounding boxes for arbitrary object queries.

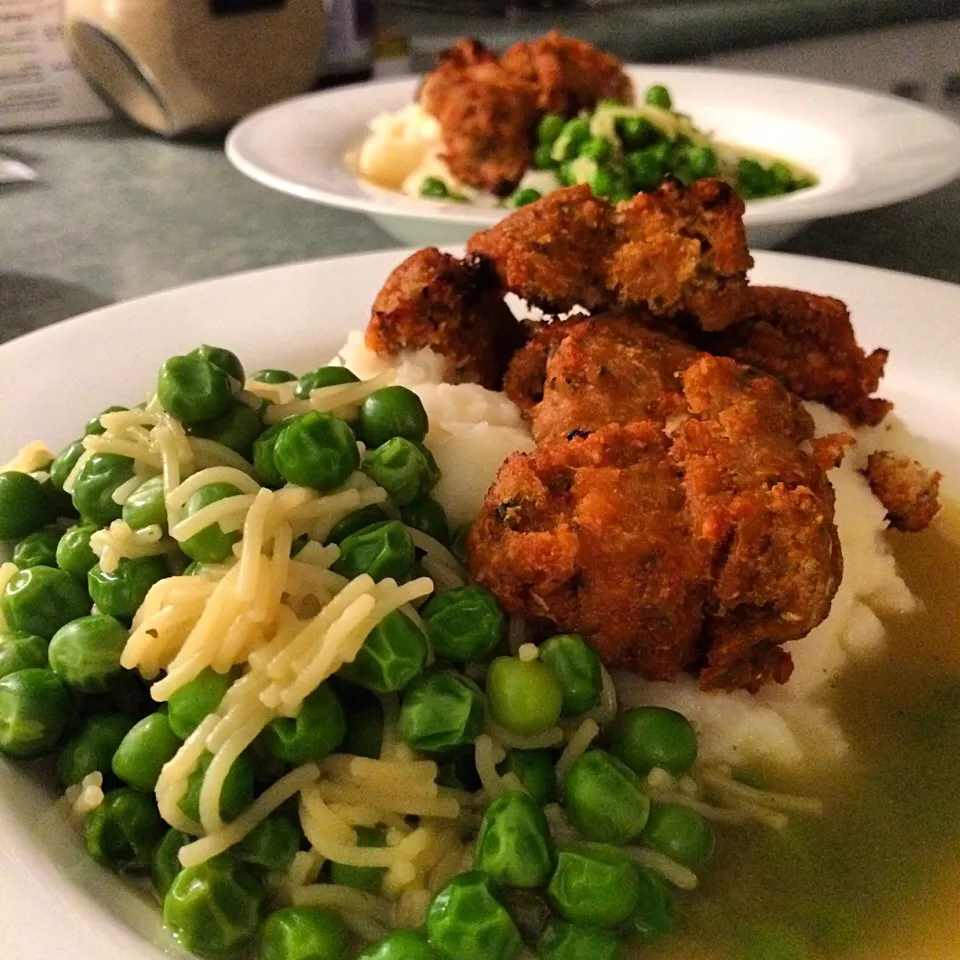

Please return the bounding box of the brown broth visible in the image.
[643,506,960,960]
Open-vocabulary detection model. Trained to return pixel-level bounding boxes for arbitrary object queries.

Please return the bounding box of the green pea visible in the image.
[0,667,70,758]
[644,84,672,109]
[112,710,182,791]
[768,161,795,190]
[152,828,192,897]
[420,177,449,199]
[49,440,85,491]
[329,825,387,892]
[563,749,650,844]
[358,929,438,960]
[56,524,99,578]
[340,697,383,759]
[539,920,621,960]
[251,369,297,385]
[260,905,352,960]
[180,483,243,563]
[449,524,470,566]
[260,682,346,765]
[362,438,438,507]
[737,158,775,200]
[274,412,359,492]
[538,634,601,717]
[623,865,676,942]
[360,386,429,450]
[85,785,165,870]
[627,149,665,192]
[190,345,245,384]
[512,188,542,208]
[295,365,360,401]
[331,520,415,584]
[1,566,90,639]
[77,666,152,720]
[253,422,287,489]
[616,115,659,150]
[12,527,59,570]
[680,145,719,182]
[548,843,640,928]
[421,585,504,662]
[588,165,617,199]
[164,854,264,957]
[88,556,167,621]
[399,670,485,753]
[497,748,555,805]
[556,117,591,160]
[610,706,698,776]
[71,453,135,526]
[486,656,563,736]
[234,813,301,872]
[642,802,715,866]
[158,355,233,426]
[326,505,390,545]
[57,711,134,787]
[121,475,167,532]
[579,136,612,163]
[0,471,57,539]
[0,630,47,679]
[168,667,236,739]
[426,871,521,960]
[475,790,555,887]
[533,144,557,170]
[538,113,566,146]
[179,750,255,824]
[48,614,127,692]
[189,401,263,460]
[84,405,127,436]
[340,609,428,693]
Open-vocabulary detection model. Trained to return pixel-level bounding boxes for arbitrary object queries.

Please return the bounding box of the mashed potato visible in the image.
[337,333,917,773]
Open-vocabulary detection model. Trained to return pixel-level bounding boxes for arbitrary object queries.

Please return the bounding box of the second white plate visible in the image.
[226,66,960,248]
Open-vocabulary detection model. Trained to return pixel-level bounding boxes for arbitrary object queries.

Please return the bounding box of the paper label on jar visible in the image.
[0,0,111,130]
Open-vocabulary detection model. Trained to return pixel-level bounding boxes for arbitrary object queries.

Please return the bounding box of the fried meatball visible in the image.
[365,247,524,389]
[469,422,712,679]
[705,285,891,425]
[864,450,942,531]
[418,38,537,194]
[501,30,634,115]
[467,180,753,330]
[672,357,842,692]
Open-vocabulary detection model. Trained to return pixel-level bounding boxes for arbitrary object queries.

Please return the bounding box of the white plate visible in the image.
[226,67,960,249]
[2,249,960,960]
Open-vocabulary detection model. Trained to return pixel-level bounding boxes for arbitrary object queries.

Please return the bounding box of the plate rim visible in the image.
[225,64,960,228]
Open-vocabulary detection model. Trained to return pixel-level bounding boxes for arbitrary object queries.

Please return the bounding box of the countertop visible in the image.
[380,0,960,66]
[2,119,959,343]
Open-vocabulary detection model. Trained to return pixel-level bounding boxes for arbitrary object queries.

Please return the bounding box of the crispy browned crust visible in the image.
[418,39,537,195]
[365,247,524,389]
[470,354,843,692]
[864,450,942,531]
[468,422,712,680]
[501,30,634,114]
[705,285,892,425]
[467,180,753,330]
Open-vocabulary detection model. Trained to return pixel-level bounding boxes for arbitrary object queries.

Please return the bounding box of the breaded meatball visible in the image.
[468,180,753,330]
[501,30,634,114]
[469,422,712,679]
[365,247,524,389]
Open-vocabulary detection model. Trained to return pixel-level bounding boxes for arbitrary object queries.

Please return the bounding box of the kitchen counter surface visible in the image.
[380,0,960,66]
[2,119,959,342]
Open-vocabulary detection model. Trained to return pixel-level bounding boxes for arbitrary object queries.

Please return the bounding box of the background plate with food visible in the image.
[227,58,960,250]
[1,181,959,960]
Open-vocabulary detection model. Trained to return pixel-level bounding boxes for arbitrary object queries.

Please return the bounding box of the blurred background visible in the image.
[2,0,960,336]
